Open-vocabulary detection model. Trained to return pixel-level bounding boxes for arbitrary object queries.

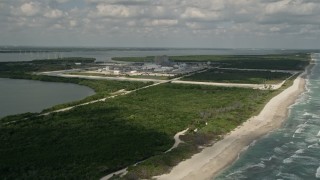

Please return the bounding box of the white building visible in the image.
[142,63,160,70]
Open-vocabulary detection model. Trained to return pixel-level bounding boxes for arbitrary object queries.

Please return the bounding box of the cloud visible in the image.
[95,4,131,17]
[56,0,71,3]
[19,2,41,16]
[264,0,319,15]
[1,0,320,48]
[44,9,63,18]
[181,7,222,21]
[144,19,178,27]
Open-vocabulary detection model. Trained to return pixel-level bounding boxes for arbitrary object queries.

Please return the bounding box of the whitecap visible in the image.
[316,166,320,178]
[225,162,266,178]
[295,128,304,134]
[303,112,320,119]
[274,147,284,154]
[250,140,257,147]
[305,137,319,143]
[291,154,318,165]
[317,130,320,137]
[308,143,319,148]
[253,162,266,168]
[261,155,275,161]
[295,149,304,154]
[303,112,313,116]
[225,170,246,179]
[283,157,293,164]
[277,172,302,180]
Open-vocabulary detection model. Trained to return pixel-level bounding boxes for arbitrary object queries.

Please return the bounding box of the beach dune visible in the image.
[155,67,310,180]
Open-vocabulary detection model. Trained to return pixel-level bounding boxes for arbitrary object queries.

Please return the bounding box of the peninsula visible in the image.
[0,53,311,179]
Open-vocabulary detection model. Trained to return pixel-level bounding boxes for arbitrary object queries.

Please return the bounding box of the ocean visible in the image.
[215,53,320,179]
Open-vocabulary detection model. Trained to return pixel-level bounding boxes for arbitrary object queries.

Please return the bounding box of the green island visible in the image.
[0,54,311,179]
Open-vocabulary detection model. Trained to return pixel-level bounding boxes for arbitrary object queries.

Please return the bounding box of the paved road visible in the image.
[39,70,166,83]
[216,67,300,74]
[39,68,295,90]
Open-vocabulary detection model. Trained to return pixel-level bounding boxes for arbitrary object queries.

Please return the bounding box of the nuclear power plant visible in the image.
[77,55,209,78]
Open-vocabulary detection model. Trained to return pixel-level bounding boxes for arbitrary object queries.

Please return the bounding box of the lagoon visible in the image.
[0,78,94,118]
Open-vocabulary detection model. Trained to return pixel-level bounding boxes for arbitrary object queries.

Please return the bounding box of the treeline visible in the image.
[0,57,95,73]
[112,56,154,62]
[112,54,310,70]
[182,69,292,84]
[31,57,96,64]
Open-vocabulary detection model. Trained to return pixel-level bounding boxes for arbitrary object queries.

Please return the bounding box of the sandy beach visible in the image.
[155,65,312,180]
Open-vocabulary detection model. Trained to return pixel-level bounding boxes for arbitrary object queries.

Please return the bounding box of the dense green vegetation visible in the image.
[0,57,95,73]
[0,84,275,179]
[112,56,154,62]
[112,54,310,70]
[0,57,96,81]
[182,69,292,84]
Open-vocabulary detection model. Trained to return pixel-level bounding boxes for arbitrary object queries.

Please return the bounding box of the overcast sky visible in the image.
[1,0,320,49]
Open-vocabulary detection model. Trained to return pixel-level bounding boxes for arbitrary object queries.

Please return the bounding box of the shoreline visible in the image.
[155,64,312,180]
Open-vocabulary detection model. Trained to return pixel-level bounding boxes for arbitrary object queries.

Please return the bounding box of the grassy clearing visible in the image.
[0,84,275,179]
[182,69,292,84]
[68,72,170,80]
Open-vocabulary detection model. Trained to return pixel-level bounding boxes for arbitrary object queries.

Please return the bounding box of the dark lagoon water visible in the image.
[0,78,94,118]
[0,47,311,62]
[215,53,320,179]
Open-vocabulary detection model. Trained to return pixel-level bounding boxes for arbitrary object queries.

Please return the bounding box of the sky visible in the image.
[1,0,320,49]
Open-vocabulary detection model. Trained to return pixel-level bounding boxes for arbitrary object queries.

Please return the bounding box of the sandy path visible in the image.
[155,65,311,180]
[166,128,189,153]
[101,128,189,180]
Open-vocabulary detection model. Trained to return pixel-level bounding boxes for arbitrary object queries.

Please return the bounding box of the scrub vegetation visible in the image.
[112,54,309,70]
[182,68,292,84]
[0,57,95,73]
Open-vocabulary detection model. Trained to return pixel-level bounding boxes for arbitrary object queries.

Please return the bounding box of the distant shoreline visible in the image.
[155,63,313,180]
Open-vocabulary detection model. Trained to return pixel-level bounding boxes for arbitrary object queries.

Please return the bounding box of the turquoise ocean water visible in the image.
[216,53,320,180]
